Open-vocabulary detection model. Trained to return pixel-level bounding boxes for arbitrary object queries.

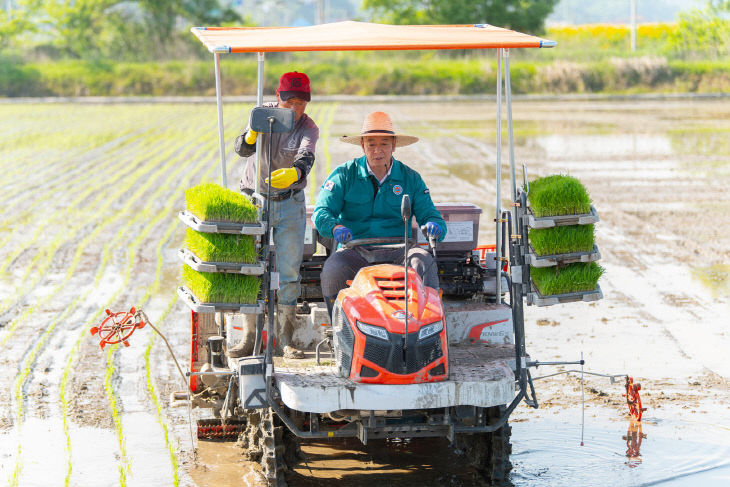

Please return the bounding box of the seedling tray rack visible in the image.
[523,244,601,268]
[526,283,603,307]
[178,248,265,275]
[178,285,264,314]
[179,210,266,235]
[524,206,599,229]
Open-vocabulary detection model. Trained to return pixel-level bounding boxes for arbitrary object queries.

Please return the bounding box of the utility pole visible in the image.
[630,0,637,52]
[317,0,325,24]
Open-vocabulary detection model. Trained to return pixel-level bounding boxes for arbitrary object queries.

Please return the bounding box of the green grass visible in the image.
[185,228,257,264]
[529,224,595,256]
[2,53,729,97]
[531,262,604,296]
[528,174,592,217]
[182,264,261,304]
[185,183,257,223]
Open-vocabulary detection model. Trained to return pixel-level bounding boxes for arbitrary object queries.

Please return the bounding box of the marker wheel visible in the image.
[90,307,146,349]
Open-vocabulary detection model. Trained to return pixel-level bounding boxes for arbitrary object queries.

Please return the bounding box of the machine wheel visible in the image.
[239,408,300,486]
[454,406,513,484]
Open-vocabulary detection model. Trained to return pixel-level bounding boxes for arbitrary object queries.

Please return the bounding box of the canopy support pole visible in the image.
[504,48,517,234]
[214,52,227,188]
[255,52,265,195]
[495,49,503,302]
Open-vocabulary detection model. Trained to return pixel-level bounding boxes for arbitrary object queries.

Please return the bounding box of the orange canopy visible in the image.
[192,21,555,53]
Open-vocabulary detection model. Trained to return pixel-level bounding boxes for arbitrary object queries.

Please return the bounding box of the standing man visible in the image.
[313,111,446,318]
[230,71,319,359]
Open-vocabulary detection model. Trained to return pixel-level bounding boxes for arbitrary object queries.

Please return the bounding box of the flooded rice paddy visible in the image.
[0,97,729,486]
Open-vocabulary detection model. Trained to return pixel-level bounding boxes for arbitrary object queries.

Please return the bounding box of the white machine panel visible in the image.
[274,344,515,413]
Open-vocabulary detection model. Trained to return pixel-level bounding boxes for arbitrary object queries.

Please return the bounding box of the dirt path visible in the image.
[1,99,728,486]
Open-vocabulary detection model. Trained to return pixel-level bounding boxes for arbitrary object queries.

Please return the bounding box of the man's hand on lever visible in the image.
[424,222,442,239]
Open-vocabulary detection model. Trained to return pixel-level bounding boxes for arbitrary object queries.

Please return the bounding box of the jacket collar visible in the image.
[356,155,403,182]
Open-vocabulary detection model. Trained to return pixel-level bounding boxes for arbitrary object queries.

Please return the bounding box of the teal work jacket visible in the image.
[313,156,446,242]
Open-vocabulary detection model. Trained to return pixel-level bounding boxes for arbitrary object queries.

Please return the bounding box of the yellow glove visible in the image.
[266,167,300,189]
[244,130,258,144]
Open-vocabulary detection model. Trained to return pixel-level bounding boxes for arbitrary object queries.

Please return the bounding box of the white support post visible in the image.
[504,49,517,242]
[630,0,637,52]
[214,52,227,188]
[495,49,503,302]
[255,52,265,195]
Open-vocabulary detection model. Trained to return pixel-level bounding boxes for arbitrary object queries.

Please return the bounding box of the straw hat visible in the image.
[340,111,419,147]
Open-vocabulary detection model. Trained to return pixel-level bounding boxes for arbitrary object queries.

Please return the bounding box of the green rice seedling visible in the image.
[185,182,257,223]
[528,174,592,217]
[529,224,595,256]
[531,262,604,296]
[185,228,257,264]
[183,265,261,304]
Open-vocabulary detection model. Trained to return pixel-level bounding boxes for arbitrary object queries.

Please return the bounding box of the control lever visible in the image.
[420,225,437,259]
[401,195,411,360]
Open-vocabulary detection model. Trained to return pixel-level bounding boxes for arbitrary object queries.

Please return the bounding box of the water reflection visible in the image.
[534,134,673,158]
[510,413,730,486]
[623,419,646,468]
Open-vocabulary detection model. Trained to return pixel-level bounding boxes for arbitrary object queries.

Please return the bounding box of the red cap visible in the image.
[277,72,311,102]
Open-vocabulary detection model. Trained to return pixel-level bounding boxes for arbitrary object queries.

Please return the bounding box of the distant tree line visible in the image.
[362,0,559,33]
[0,0,243,61]
[0,0,726,63]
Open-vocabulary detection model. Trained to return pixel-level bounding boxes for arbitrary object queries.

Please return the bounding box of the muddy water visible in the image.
[1,98,729,487]
[288,437,489,486]
[511,412,730,486]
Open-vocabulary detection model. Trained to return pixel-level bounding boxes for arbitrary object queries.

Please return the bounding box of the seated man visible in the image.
[313,111,447,317]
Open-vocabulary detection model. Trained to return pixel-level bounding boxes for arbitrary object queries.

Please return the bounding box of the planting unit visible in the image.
[170,20,619,487]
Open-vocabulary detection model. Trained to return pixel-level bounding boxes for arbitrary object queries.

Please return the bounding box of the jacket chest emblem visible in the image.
[393,184,403,195]
[286,135,298,150]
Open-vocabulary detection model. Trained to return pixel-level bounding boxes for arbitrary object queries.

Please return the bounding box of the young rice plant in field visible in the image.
[529,224,595,256]
[182,265,261,304]
[185,183,257,223]
[531,262,604,296]
[528,174,592,217]
[185,228,257,263]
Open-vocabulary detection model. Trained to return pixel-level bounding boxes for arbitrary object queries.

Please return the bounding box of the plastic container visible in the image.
[238,356,267,409]
[416,203,482,254]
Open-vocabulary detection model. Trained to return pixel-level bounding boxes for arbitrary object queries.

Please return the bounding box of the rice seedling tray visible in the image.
[178,210,266,235]
[178,285,263,314]
[524,244,601,268]
[526,283,603,307]
[524,206,599,229]
[178,248,265,275]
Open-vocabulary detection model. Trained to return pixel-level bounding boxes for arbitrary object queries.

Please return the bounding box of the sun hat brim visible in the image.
[340,133,419,147]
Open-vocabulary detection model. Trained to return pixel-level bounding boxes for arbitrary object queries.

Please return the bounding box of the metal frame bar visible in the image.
[504,49,518,234]
[214,52,227,187]
[255,52,265,194]
[495,49,503,300]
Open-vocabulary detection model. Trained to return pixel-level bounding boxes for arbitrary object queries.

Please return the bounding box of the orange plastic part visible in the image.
[474,244,508,272]
[338,264,448,385]
[623,376,646,421]
[192,21,551,54]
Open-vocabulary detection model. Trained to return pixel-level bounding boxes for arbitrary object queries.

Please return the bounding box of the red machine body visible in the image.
[333,264,448,384]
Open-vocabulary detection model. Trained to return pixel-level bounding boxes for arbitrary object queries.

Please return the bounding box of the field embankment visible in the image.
[1,23,728,97]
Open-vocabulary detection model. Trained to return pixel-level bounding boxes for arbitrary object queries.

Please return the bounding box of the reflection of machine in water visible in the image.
[623,419,647,467]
